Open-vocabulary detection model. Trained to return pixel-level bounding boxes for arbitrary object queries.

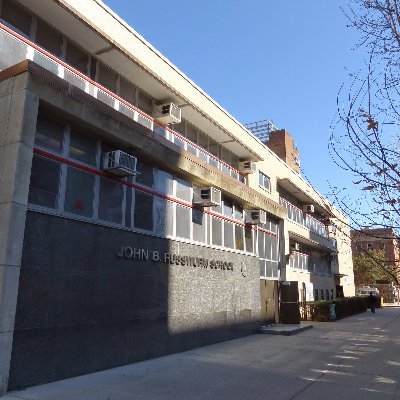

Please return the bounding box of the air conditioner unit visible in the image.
[239,161,256,174]
[193,187,221,207]
[155,103,181,125]
[303,204,315,213]
[103,150,138,177]
[245,209,267,225]
[291,242,300,251]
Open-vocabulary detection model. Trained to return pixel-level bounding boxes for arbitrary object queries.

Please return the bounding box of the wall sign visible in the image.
[305,283,314,301]
[117,246,234,271]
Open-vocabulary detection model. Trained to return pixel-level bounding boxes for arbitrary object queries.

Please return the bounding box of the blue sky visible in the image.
[105,0,365,200]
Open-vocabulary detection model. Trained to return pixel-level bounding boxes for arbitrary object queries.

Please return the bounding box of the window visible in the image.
[30,111,258,253]
[186,124,197,143]
[176,205,190,239]
[1,0,31,36]
[184,123,197,155]
[137,90,153,115]
[259,172,271,191]
[321,289,324,300]
[234,204,243,221]
[64,167,95,217]
[208,139,219,168]
[314,289,319,301]
[212,217,222,246]
[28,156,60,209]
[119,76,136,105]
[134,191,153,231]
[223,198,233,217]
[245,227,253,253]
[176,178,191,202]
[192,209,205,243]
[154,197,173,236]
[235,225,244,250]
[173,121,185,136]
[97,61,117,92]
[367,243,373,251]
[379,243,385,250]
[98,178,123,224]
[260,260,266,277]
[69,130,97,166]
[35,113,64,153]
[65,41,89,74]
[224,221,234,249]
[36,19,62,56]
[258,232,265,258]
[155,170,173,195]
[136,161,154,188]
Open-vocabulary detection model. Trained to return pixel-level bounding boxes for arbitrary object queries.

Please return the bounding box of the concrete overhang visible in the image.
[289,231,336,252]
[16,0,262,162]
[278,178,335,217]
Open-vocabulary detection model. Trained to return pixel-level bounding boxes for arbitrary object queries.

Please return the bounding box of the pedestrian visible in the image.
[369,292,377,314]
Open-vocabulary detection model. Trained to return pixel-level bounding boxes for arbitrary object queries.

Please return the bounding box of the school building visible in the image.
[0,0,355,394]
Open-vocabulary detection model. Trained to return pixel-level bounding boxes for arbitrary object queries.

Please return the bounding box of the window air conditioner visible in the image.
[103,150,138,177]
[239,161,256,174]
[291,242,300,251]
[193,187,221,207]
[302,204,315,213]
[245,209,267,225]
[155,103,182,125]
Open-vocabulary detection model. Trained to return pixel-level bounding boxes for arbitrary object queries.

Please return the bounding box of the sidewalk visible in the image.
[3,307,400,400]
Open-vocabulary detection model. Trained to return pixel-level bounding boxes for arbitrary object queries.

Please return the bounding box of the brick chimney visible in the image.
[265,129,300,174]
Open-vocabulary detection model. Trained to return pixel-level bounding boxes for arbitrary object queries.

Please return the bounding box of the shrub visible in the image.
[302,296,374,321]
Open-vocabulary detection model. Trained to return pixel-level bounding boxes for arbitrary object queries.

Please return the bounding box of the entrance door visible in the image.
[260,280,279,323]
[280,281,300,324]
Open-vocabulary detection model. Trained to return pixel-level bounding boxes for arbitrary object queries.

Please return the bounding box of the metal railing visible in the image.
[279,197,329,239]
[289,251,332,275]
[0,23,245,183]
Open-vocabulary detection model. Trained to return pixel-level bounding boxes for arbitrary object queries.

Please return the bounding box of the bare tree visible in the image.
[328,1,400,284]
[330,0,400,234]
[345,0,400,64]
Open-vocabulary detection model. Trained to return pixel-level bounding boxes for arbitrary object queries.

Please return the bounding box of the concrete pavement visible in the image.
[3,307,400,400]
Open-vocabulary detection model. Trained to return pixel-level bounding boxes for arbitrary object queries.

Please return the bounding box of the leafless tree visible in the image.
[330,0,400,236]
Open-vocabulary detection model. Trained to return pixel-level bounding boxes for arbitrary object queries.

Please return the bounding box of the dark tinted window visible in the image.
[36,19,62,56]
[65,41,88,74]
[1,0,31,35]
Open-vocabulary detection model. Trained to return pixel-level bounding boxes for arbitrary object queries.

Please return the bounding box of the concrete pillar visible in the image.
[0,72,38,395]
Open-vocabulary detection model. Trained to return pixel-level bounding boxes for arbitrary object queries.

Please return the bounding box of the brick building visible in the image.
[351,228,400,268]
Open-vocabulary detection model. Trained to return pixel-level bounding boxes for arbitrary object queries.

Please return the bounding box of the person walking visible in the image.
[369,292,377,314]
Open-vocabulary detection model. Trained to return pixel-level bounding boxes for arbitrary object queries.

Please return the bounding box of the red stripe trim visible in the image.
[258,227,277,236]
[33,148,266,232]
[0,23,244,177]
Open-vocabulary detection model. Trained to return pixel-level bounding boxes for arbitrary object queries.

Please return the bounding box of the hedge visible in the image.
[300,296,382,322]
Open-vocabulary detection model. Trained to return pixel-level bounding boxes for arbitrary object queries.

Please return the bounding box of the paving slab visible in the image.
[2,308,400,400]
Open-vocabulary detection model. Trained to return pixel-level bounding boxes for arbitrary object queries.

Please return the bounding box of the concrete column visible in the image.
[0,72,38,396]
[279,219,289,282]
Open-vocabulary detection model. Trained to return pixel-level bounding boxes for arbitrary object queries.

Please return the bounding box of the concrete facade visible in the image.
[0,0,355,395]
[0,72,38,395]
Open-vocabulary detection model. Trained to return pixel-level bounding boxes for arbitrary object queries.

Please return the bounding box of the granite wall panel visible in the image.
[9,211,261,390]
